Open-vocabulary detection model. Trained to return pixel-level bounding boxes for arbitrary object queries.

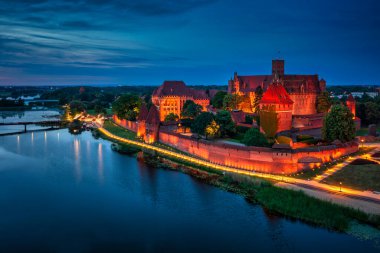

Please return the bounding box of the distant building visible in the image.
[351,92,378,99]
[152,81,210,121]
[228,59,326,115]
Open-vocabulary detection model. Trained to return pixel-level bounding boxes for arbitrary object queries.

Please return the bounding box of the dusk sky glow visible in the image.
[0,0,379,86]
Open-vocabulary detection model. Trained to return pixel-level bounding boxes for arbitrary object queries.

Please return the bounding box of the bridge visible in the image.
[0,120,65,132]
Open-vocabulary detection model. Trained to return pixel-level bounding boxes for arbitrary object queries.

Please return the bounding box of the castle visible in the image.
[152,81,210,121]
[228,59,326,115]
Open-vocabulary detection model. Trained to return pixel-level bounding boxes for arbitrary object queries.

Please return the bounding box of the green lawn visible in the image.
[324,163,380,191]
[87,108,113,116]
[102,120,137,140]
[356,126,380,136]
[293,147,375,180]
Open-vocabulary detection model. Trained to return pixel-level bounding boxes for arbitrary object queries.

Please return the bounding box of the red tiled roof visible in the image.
[146,105,160,125]
[152,81,209,100]
[137,103,149,121]
[230,110,246,124]
[260,83,294,104]
[235,74,321,94]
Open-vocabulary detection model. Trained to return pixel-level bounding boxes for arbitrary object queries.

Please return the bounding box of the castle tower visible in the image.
[260,81,293,134]
[137,103,149,138]
[346,94,356,118]
[228,72,240,94]
[272,59,285,77]
[144,105,160,143]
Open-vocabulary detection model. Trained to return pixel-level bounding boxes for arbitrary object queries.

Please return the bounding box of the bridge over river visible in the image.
[0,120,65,133]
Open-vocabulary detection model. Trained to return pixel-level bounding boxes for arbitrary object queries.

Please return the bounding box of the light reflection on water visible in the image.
[0,129,379,253]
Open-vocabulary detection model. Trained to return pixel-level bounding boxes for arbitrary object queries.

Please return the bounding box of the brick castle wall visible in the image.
[112,116,358,174]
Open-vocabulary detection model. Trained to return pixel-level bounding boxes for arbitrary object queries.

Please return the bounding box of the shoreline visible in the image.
[94,126,380,233]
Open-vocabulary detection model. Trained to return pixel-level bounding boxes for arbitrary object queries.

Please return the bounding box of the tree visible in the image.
[241,128,269,147]
[259,106,278,138]
[215,110,236,137]
[322,105,356,142]
[181,100,202,119]
[211,91,227,109]
[364,102,380,125]
[245,115,254,124]
[205,120,220,139]
[191,112,215,138]
[112,94,142,121]
[252,86,263,113]
[223,94,242,111]
[164,113,179,122]
[317,91,332,113]
[94,104,106,115]
[69,100,86,116]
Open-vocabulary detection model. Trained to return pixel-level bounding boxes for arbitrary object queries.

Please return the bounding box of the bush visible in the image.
[277,136,292,144]
[296,134,314,142]
[242,128,269,147]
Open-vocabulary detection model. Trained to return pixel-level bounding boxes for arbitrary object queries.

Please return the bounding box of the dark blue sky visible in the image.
[0,0,379,86]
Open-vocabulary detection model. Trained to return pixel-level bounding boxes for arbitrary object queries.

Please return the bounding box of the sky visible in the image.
[0,0,379,86]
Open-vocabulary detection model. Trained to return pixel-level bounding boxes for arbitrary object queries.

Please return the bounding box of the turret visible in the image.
[272,59,285,77]
[346,94,356,118]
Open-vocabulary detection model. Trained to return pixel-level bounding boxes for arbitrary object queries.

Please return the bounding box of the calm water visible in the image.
[0,130,379,253]
[0,110,60,134]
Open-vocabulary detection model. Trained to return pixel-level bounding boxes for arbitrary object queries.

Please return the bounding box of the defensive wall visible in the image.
[113,116,359,174]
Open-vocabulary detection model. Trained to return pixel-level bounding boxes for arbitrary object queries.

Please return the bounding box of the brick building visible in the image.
[228,59,326,115]
[152,81,210,121]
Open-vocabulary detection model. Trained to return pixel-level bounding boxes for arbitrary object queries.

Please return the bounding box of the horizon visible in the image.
[0,0,379,86]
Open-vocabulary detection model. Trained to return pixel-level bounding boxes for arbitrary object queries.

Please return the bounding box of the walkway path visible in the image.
[98,126,380,214]
[314,146,380,182]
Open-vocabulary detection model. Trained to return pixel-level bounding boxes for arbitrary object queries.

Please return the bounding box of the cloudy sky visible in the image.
[0,0,379,86]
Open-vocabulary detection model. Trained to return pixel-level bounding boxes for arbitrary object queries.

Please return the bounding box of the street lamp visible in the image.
[339,182,342,192]
[361,139,364,148]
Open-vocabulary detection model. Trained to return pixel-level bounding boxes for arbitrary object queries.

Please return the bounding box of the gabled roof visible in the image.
[230,110,246,124]
[137,103,149,121]
[146,105,160,125]
[234,74,322,94]
[260,83,294,105]
[152,81,209,99]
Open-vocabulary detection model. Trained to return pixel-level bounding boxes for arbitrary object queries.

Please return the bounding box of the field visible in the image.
[324,160,380,191]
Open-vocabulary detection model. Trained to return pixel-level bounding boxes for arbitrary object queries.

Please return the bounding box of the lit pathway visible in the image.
[99,127,380,214]
[314,146,380,182]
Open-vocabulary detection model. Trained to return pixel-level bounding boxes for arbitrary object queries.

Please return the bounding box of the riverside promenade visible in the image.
[98,126,380,214]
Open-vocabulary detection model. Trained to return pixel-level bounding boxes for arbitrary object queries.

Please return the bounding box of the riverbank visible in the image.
[94,123,380,233]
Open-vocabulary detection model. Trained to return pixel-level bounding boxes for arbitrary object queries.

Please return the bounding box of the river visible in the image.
[0,129,379,253]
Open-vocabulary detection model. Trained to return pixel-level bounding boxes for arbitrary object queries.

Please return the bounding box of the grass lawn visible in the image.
[292,147,375,180]
[102,120,137,140]
[324,163,380,191]
[87,108,113,116]
[356,126,380,136]
[224,138,243,144]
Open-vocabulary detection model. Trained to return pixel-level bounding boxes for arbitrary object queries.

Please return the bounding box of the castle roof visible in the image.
[146,105,160,125]
[137,103,149,121]
[230,110,246,124]
[233,74,321,94]
[152,81,209,100]
[260,83,294,105]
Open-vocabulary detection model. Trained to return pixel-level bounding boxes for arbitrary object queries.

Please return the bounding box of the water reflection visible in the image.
[16,135,20,153]
[98,143,104,183]
[74,138,81,182]
[0,130,379,253]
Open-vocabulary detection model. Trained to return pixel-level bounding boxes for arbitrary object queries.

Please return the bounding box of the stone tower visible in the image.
[260,81,293,134]
[346,94,356,118]
[272,59,285,77]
